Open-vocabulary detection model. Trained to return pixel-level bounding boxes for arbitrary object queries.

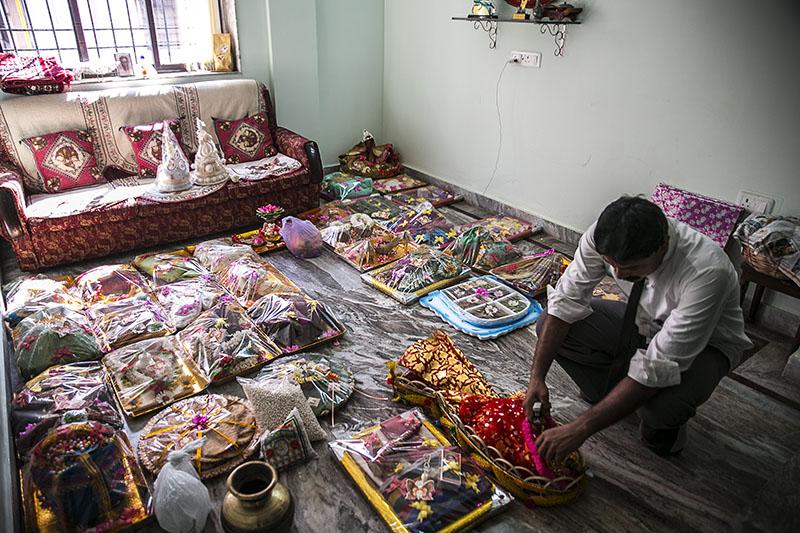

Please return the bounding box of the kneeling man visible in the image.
[525,196,751,459]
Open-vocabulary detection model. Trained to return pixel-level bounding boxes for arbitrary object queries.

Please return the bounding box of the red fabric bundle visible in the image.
[0,53,73,95]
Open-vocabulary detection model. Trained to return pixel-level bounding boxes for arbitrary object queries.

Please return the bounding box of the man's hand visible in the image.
[536,421,588,463]
[524,378,551,421]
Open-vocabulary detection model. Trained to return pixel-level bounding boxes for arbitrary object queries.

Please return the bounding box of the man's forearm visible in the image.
[530,314,571,383]
[574,376,659,437]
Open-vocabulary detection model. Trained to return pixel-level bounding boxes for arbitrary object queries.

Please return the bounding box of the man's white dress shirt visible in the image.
[547,218,753,388]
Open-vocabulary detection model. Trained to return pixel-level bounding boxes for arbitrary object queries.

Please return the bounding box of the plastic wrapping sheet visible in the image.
[298,202,354,228]
[440,276,530,327]
[74,264,150,305]
[133,250,209,286]
[387,185,461,208]
[321,171,373,200]
[3,276,82,328]
[371,173,425,194]
[192,238,259,276]
[11,362,123,461]
[155,276,228,330]
[321,214,389,248]
[137,394,259,479]
[362,246,469,305]
[329,409,511,533]
[387,203,458,249]
[445,227,522,271]
[220,256,301,308]
[103,336,209,417]
[87,294,174,352]
[335,233,417,272]
[178,298,282,383]
[253,353,354,417]
[490,249,571,297]
[344,194,408,225]
[247,293,343,353]
[22,421,152,533]
[12,305,102,379]
[456,215,534,242]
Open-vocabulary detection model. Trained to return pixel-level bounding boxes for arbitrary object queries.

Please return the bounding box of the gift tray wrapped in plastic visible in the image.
[298,202,354,228]
[103,336,209,417]
[490,249,571,297]
[11,361,123,460]
[386,203,458,249]
[87,294,175,352]
[3,275,82,328]
[456,215,534,242]
[343,194,408,225]
[21,421,152,532]
[155,275,228,330]
[191,238,259,276]
[361,246,469,305]
[74,264,150,305]
[133,250,208,286]
[329,408,511,533]
[178,298,282,383]
[445,227,522,272]
[12,305,102,378]
[321,171,374,200]
[335,233,416,272]
[220,255,301,309]
[371,173,425,194]
[321,214,390,249]
[387,185,461,208]
[247,292,346,354]
[137,394,259,479]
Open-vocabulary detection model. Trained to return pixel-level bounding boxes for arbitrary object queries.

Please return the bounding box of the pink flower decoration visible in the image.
[191,414,209,428]
[474,287,489,298]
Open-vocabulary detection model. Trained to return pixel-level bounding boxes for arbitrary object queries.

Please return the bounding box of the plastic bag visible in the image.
[153,438,211,533]
[336,233,416,272]
[155,276,227,329]
[192,238,258,276]
[74,264,150,305]
[220,256,300,308]
[279,216,323,258]
[247,293,338,352]
[239,376,326,441]
[321,171,373,200]
[87,294,174,352]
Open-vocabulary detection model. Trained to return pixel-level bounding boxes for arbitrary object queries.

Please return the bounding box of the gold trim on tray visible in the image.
[361,260,471,305]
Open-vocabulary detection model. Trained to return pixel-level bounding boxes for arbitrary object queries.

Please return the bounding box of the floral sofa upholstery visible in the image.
[0,79,322,271]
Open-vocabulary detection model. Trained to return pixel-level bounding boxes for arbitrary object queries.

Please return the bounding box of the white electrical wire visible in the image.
[483,59,516,195]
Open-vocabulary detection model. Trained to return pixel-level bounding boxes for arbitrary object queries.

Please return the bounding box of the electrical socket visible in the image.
[510,50,541,68]
[736,190,776,214]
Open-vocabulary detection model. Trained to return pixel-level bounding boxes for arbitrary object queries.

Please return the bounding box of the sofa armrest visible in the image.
[0,162,27,240]
[275,127,323,184]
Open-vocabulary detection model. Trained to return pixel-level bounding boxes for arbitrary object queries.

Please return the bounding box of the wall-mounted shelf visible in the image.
[452,16,580,55]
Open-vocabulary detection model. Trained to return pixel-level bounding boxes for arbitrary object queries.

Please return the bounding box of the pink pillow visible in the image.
[213,112,276,164]
[22,130,105,193]
[121,120,186,178]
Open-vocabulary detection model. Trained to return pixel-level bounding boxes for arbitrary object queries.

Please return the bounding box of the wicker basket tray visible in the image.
[742,242,789,280]
[386,363,444,418]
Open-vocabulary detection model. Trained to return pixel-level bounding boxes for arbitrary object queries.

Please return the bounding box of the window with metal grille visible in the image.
[0,0,226,74]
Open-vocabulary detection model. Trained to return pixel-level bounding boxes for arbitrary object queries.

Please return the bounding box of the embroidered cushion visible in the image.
[260,407,317,471]
[22,129,105,193]
[213,112,276,164]
[121,120,187,178]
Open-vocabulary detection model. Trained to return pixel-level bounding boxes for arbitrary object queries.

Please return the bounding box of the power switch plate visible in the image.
[510,50,541,68]
[736,190,776,214]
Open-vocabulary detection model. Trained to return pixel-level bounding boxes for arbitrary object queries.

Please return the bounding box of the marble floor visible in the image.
[2,200,799,532]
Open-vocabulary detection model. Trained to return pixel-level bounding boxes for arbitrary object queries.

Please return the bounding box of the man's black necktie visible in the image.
[616,280,645,360]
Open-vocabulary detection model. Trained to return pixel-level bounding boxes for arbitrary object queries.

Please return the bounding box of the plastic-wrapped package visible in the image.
[329,409,511,533]
[103,336,209,417]
[371,173,425,194]
[387,202,458,248]
[279,216,324,258]
[22,421,152,533]
[445,227,522,271]
[344,194,408,225]
[247,293,343,353]
[387,184,460,208]
[338,135,402,178]
[156,275,228,329]
[178,298,281,383]
[260,407,318,471]
[3,275,82,328]
[74,263,150,305]
[153,439,211,533]
[490,249,571,297]
[362,246,468,304]
[221,256,300,308]
[298,202,353,228]
[335,233,416,272]
[11,361,123,460]
[87,294,174,352]
[239,377,326,441]
[321,171,373,200]
[138,394,259,479]
[192,238,258,276]
[320,214,388,248]
[456,215,534,242]
[133,250,208,286]
[253,353,355,417]
[12,305,102,378]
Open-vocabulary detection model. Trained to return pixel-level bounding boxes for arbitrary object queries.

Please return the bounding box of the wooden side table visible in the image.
[740,263,800,351]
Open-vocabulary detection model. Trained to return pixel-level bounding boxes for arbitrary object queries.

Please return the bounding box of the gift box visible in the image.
[155,276,228,330]
[372,173,425,194]
[329,409,511,533]
[103,336,209,417]
[456,216,533,242]
[178,298,282,383]
[12,305,102,379]
[133,250,208,286]
[11,361,123,461]
[22,422,152,532]
[220,256,301,309]
[74,264,150,305]
[445,227,522,271]
[387,185,461,208]
[489,249,571,297]
[137,394,259,479]
[87,294,174,352]
[3,275,82,328]
[192,238,259,276]
[321,171,373,200]
[361,246,469,305]
[335,233,416,272]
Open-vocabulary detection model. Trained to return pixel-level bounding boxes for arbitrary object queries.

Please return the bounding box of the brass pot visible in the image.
[221,461,294,533]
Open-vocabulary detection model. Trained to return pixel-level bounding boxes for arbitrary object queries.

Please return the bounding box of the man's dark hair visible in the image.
[594,196,668,262]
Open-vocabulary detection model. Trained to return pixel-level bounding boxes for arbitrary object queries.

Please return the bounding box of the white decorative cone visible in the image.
[192,118,229,186]
[155,122,192,193]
